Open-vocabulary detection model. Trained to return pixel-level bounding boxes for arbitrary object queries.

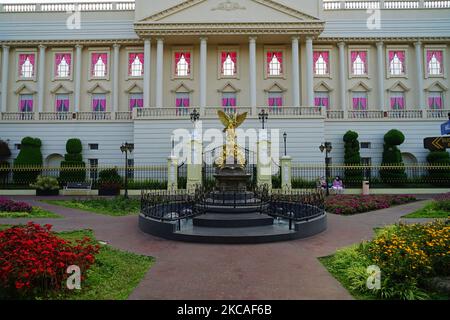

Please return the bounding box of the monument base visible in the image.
[214,164,251,191]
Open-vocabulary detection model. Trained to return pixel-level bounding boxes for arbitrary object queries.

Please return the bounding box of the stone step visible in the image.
[203,203,267,214]
[193,213,274,228]
[173,225,300,244]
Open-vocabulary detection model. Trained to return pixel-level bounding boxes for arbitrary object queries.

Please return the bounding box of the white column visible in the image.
[338,42,346,116]
[414,41,425,109]
[291,37,300,107]
[74,44,83,112]
[376,42,385,111]
[37,45,46,113]
[305,37,314,107]
[112,44,120,112]
[143,38,151,108]
[249,36,257,113]
[155,38,164,108]
[1,45,9,113]
[199,37,207,113]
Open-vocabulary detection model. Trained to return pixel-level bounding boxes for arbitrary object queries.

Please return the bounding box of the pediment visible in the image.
[171,82,194,93]
[15,84,36,95]
[217,82,240,93]
[314,81,333,92]
[125,82,143,93]
[387,81,410,92]
[50,83,73,94]
[425,80,448,92]
[349,81,371,92]
[139,0,319,24]
[264,82,287,93]
[87,83,110,94]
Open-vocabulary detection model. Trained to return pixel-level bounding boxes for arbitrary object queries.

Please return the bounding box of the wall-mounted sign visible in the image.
[424,136,450,151]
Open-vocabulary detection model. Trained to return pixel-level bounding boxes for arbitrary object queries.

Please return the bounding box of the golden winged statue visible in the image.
[215,110,248,169]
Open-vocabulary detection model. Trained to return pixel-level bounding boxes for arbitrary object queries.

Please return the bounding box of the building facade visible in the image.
[0,0,449,167]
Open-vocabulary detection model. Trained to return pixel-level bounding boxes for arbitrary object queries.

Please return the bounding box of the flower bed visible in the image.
[404,193,450,219]
[0,223,99,298]
[0,197,32,213]
[326,194,416,215]
[320,220,450,300]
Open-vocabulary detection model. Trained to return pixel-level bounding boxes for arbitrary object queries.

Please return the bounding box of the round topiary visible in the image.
[66,139,82,154]
[343,131,359,143]
[384,129,405,146]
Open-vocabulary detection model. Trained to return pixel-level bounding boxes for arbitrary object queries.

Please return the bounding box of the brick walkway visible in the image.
[0,196,434,300]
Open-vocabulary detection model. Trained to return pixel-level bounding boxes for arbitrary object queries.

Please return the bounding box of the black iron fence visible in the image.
[291,164,450,188]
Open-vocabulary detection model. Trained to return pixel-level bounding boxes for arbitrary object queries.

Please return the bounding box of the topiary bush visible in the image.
[13,137,43,185]
[59,138,86,184]
[343,131,363,186]
[380,129,407,185]
[97,168,122,196]
[426,150,450,186]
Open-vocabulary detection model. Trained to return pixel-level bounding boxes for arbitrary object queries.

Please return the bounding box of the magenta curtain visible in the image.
[28,54,35,69]
[100,99,106,111]
[268,98,275,107]
[390,97,405,110]
[353,97,367,110]
[129,98,136,110]
[20,98,33,112]
[222,98,228,107]
[92,98,106,111]
[429,97,443,109]
[182,98,190,107]
[322,97,329,109]
[314,97,320,107]
[427,50,444,73]
[276,97,283,107]
[229,98,236,107]
[137,98,143,108]
[19,54,34,76]
[351,51,358,63]
[129,53,136,75]
[55,54,63,76]
[267,52,283,74]
[56,99,69,112]
[176,98,183,108]
[91,53,107,76]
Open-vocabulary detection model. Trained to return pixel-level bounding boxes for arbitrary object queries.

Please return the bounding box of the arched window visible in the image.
[314,53,328,76]
[353,55,365,76]
[223,54,235,76]
[131,55,143,77]
[57,57,70,78]
[428,53,442,76]
[269,54,281,76]
[389,53,403,76]
[94,56,106,77]
[21,57,34,78]
[177,54,189,77]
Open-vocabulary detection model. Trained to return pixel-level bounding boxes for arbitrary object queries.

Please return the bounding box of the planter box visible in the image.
[98,188,120,196]
[36,189,60,196]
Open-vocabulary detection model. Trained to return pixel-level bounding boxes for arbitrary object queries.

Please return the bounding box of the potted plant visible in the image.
[31,175,60,196]
[97,168,122,196]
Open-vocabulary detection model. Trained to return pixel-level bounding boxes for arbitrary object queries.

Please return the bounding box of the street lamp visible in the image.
[283,132,287,156]
[258,109,268,129]
[319,142,332,196]
[120,142,134,199]
[190,108,200,124]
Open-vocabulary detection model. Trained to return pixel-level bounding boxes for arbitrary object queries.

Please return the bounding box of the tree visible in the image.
[426,150,450,186]
[343,131,362,185]
[59,138,86,184]
[380,129,407,185]
[0,140,11,184]
[13,137,43,185]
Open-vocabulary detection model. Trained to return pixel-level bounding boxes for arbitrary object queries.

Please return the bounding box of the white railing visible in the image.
[427,109,450,119]
[1,112,35,120]
[75,112,112,121]
[1,1,135,13]
[255,106,324,117]
[323,0,450,9]
[39,112,73,121]
[327,110,345,119]
[115,111,132,120]
[348,110,384,119]
[136,107,192,119]
[385,110,423,119]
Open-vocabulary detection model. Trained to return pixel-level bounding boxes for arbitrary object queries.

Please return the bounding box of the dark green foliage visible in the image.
[13,137,43,184]
[0,140,11,184]
[343,131,363,186]
[98,168,122,183]
[59,138,86,184]
[426,151,450,185]
[272,174,281,188]
[97,168,122,194]
[380,130,407,185]
[0,140,11,159]
[177,176,187,189]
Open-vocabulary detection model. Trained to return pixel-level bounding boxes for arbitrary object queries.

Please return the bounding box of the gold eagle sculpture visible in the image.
[217,110,248,133]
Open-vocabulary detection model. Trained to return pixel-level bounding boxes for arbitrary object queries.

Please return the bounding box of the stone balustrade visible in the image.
[0,1,135,13]
[323,0,450,10]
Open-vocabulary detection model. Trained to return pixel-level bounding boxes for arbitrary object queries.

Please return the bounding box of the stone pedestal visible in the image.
[214,164,251,191]
[257,132,272,190]
[280,156,292,192]
[167,155,178,191]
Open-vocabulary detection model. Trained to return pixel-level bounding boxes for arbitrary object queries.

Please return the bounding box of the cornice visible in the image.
[317,37,450,43]
[0,39,143,47]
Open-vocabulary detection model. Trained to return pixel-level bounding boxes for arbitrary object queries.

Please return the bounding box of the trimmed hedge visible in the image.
[343,130,363,186]
[426,150,450,185]
[59,138,86,184]
[13,137,43,185]
[380,129,407,185]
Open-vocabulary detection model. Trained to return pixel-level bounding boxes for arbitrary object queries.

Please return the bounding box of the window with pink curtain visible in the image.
[19,95,33,112]
[175,51,191,76]
[91,53,108,77]
[427,50,444,75]
[313,51,329,75]
[128,53,144,76]
[267,51,283,75]
[18,53,35,78]
[92,94,106,112]
[388,50,405,75]
[55,53,71,77]
[390,95,405,110]
[129,93,143,109]
[221,51,237,75]
[351,51,367,75]
[314,92,329,109]
[428,92,443,109]
[56,94,70,112]
[352,93,368,110]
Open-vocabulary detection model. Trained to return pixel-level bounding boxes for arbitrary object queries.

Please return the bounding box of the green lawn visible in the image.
[403,201,450,219]
[0,207,62,219]
[43,196,140,216]
[0,226,154,300]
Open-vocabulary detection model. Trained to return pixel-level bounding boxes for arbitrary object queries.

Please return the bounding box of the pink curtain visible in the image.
[92,98,106,111]
[267,52,283,74]
[314,97,320,107]
[18,54,35,76]
[56,99,69,112]
[55,54,62,75]
[129,53,136,75]
[221,52,237,74]
[229,98,236,107]
[176,98,183,108]
[390,97,405,110]
[276,97,282,107]
[100,99,106,111]
[322,97,329,109]
[427,50,444,73]
[351,51,358,63]
[20,98,33,112]
[183,98,190,107]
[137,98,143,108]
[429,97,443,109]
[91,53,107,76]
[222,98,228,107]
[351,51,367,74]
[353,97,367,110]
[28,54,35,69]
[268,98,275,107]
[129,98,136,110]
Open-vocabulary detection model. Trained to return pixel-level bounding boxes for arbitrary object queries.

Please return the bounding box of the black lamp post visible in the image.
[283,132,287,156]
[319,142,332,196]
[258,109,268,129]
[120,142,134,199]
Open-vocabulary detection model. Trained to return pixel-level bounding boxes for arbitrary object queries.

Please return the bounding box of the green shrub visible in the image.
[13,137,43,185]
[292,178,316,189]
[380,129,407,185]
[271,174,281,189]
[59,138,86,184]
[128,179,167,190]
[0,160,10,184]
[30,175,59,191]
[0,140,11,159]
[343,130,363,186]
[177,176,187,189]
[426,151,450,186]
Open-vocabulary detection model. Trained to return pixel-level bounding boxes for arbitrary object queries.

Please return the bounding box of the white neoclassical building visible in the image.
[0,0,449,167]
